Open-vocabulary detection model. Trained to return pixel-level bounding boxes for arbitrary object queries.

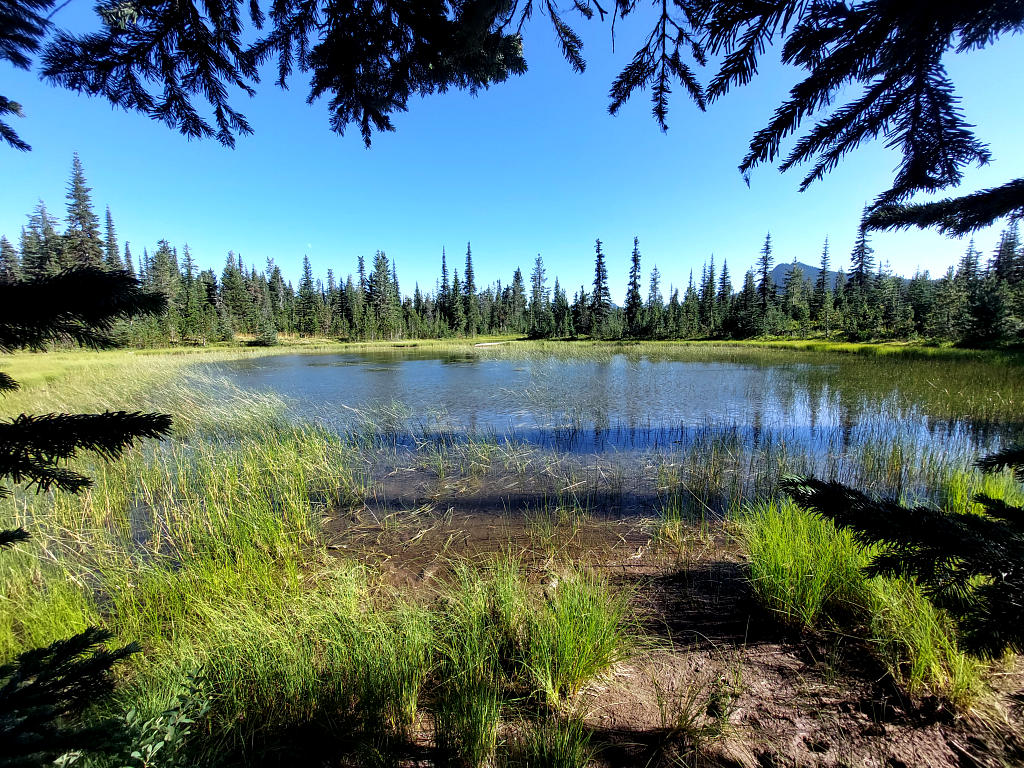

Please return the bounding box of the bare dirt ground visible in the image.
[324,460,1024,768]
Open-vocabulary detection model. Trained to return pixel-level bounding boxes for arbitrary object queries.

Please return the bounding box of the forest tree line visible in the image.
[3,156,1023,348]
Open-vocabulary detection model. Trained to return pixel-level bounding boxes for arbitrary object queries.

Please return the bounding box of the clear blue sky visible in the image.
[3,8,1022,302]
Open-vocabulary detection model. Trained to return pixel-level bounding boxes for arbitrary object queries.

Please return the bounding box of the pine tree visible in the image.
[624,237,644,338]
[647,265,664,338]
[220,252,251,335]
[449,267,466,336]
[848,216,876,295]
[756,233,775,312]
[177,245,204,343]
[510,268,527,334]
[733,270,760,338]
[295,255,320,337]
[529,254,553,338]
[783,259,809,330]
[103,207,120,270]
[0,266,170,765]
[122,242,134,278]
[21,202,62,279]
[811,238,832,323]
[0,237,20,284]
[463,242,481,336]
[437,248,451,329]
[590,239,611,336]
[552,278,574,338]
[716,260,732,323]
[62,153,103,268]
[699,257,716,332]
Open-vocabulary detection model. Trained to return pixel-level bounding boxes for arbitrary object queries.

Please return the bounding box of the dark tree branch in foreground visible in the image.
[782,448,1024,657]
[866,179,1024,236]
[0,411,173,498]
[0,627,141,768]
[0,266,166,351]
[0,262,169,765]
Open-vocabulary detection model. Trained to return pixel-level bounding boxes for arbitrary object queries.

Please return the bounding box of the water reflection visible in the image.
[212,351,1019,457]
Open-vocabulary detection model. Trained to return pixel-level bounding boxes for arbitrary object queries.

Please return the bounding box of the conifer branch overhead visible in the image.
[0,266,166,351]
[0,372,18,393]
[0,411,172,496]
[865,179,1024,235]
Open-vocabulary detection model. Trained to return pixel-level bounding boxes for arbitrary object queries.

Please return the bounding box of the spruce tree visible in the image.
[529,254,553,338]
[589,239,611,336]
[102,207,120,270]
[122,242,134,278]
[0,237,20,284]
[552,278,574,338]
[62,153,103,268]
[295,255,320,337]
[463,242,481,336]
[811,239,832,323]
[716,260,732,323]
[0,266,170,765]
[647,265,664,338]
[21,202,62,279]
[510,268,527,334]
[624,237,645,338]
[848,218,876,295]
[449,268,466,336]
[757,233,774,311]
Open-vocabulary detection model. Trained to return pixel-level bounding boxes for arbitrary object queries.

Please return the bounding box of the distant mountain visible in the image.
[770,261,840,289]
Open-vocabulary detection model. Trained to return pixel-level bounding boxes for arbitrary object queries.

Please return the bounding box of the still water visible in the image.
[213,349,1017,456]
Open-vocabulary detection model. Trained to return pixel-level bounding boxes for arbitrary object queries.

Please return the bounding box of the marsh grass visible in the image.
[502,715,594,768]
[2,344,1017,761]
[739,499,981,707]
[526,571,634,709]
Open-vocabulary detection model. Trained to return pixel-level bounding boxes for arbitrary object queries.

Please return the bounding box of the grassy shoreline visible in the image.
[2,344,1022,766]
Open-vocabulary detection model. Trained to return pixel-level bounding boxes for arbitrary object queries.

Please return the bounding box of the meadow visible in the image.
[1,340,1022,767]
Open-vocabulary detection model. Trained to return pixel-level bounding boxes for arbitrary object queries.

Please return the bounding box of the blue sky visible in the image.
[3,8,1022,302]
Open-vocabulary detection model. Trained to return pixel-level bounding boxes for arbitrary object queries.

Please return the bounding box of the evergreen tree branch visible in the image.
[0,411,173,494]
[865,179,1024,235]
[782,473,1024,656]
[0,267,166,351]
[975,443,1024,481]
[0,627,141,767]
[0,528,30,548]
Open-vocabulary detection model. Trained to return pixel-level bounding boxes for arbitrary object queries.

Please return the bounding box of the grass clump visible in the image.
[739,498,981,707]
[526,571,633,709]
[502,716,594,768]
[740,498,867,630]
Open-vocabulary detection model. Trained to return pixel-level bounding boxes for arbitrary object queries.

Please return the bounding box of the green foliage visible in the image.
[782,450,1024,657]
[739,498,981,706]
[121,674,210,768]
[502,716,593,768]
[526,571,633,708]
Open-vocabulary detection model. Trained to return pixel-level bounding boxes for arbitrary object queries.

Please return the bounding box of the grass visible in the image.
[502,716,594,768]
[738,498,982,708]
[2,342,1019,762]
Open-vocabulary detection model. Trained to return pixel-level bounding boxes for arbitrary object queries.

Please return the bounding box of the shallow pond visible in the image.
[212,347,1022,457]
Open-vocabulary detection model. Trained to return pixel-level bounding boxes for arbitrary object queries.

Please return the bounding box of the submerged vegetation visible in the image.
[1,342,1022,765]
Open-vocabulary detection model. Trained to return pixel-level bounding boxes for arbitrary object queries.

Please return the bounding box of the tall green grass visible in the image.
[738,499,981,708]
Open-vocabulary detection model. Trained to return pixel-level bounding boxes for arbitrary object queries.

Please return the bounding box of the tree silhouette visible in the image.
[2,2,1018,231]
[0,266,170,765]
